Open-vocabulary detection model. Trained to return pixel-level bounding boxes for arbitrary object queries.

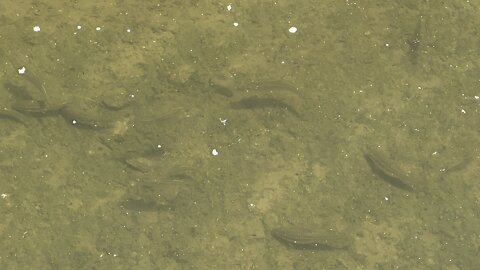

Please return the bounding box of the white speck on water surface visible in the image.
[33,25,41,32]
[17,66,26,74]
[211,149,219,156]
[96,26,102,31]
[219,118,228,125]
[233,22,239,27]
[74,25,82,35]
[288,26,297,33]
[227,4,232,11]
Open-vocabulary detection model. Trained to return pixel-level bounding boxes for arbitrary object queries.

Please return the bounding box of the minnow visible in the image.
[364,153,414,192]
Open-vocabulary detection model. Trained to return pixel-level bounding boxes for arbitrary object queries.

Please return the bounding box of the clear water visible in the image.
[0,0,478,269]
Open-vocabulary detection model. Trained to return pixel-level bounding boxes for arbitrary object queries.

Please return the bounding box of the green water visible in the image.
[0,0,478,269]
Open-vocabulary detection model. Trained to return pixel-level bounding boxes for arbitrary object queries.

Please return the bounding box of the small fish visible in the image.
[59,102,106,129]
[230,96,301,117]
[406,16,425,65]
[271,226,350,250]
[12,99,67,114]
[443,156,473,174]
[364,153,414,192]
[120,198,171,212]
[0,108,29,124]
[124,157,154,173]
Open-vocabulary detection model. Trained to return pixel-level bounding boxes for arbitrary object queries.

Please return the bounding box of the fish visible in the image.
[0,108,29,124]
[406,17,423,65]
[230,96,301,117]
[271,226,350,250]
[12,99,67,114]
[364,153,414,192]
